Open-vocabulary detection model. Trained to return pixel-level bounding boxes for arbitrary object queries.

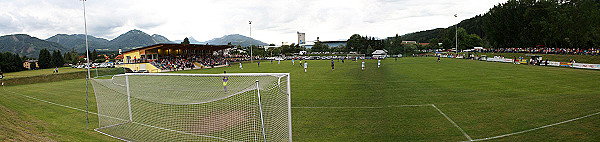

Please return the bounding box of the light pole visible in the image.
[249,21,253,63]
[455,14,458,55]
[81,0,91,130]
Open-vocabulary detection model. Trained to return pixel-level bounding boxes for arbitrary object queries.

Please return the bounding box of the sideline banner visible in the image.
[502,59,514,63]
[547,61,561,66]
[572,63,600,70]
[559,62,571,67]
[486,57,514,63]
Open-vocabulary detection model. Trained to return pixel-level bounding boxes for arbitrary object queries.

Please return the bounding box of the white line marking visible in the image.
[432,104,473,141]
[468,111,600,141]
[3,89,123,121]
[291,104,432,109]
[94,128,132,142]
[294,104,473,141]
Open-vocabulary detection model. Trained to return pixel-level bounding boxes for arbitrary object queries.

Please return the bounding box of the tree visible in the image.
[311,41,329,52]
[51,50,65,67]
[385,34,403,55]
[37,49,52,69]
[347,34,364,52]
[64,52,72,64]
[71,49,79,64]
[91,49,98,62]
[427,38,440,49]
[181,37,190,45]
[442,38,452,49]
[0,52,26,72]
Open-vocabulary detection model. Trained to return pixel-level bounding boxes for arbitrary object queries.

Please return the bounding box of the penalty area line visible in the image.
[467,111,600,141]
[292,104,474,141]
[431,104,473,141]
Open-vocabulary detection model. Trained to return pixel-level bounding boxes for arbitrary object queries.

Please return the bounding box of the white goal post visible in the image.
[91,73,292,142]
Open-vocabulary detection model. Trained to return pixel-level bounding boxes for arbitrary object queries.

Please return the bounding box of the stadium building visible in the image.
[119,43,233,72]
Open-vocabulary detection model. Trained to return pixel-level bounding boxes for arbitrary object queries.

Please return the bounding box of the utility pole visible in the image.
[249,21,253,63]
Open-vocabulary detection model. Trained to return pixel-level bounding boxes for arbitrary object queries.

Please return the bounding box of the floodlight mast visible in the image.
[249,21,253,63]
[82,0,91,130]
[455,14,458,55]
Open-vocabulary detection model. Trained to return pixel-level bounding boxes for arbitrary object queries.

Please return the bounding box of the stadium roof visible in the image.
[122,43,233,54]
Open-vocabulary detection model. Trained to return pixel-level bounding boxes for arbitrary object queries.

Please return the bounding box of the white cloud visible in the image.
[0,0,506,44]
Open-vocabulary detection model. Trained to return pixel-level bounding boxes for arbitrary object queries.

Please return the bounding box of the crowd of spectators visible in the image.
[484,48,600,55]
[149,55,251,71]
[193,55,227,68]
[150,58,195,71]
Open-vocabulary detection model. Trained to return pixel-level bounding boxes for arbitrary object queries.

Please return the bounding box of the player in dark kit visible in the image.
[331,60,335,71]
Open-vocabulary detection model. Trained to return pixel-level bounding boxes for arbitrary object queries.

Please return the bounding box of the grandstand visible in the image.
[118,44,235,72]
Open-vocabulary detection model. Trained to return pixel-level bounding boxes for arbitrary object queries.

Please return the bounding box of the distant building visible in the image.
[297,32,306,45]
[115,54,124,60]
[23,60,38,70]
[321,41,347,48]
[264,45,279,50]
[122,43,232,63]
[302,40,347,49]
[281,42,291,46]
[402,41,417,44]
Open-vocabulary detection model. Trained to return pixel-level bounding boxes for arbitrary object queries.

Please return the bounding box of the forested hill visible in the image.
[401,0,600,49]
[0,34,67,57]
[400,28,444,43]
[46,34,109,52]
[401,15,484,43]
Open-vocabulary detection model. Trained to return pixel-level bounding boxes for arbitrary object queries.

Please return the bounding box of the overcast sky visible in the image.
[0,0,506,44]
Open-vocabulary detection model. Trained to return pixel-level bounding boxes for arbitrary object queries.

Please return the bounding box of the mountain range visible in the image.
[206,34,267,47]
[0,29,269,57]
[0,34,67,58]
[173,37,203,44]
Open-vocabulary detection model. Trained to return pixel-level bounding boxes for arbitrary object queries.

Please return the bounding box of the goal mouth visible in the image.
[100,73,285,105]
[91,73,292,142]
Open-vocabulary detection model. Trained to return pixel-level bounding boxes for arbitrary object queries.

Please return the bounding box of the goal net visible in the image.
[91,73,292,142]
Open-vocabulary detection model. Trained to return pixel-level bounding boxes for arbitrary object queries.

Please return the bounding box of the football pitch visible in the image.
[1,57,599,141]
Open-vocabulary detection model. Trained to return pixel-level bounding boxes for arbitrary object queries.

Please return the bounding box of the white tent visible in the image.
[372,50,388,59]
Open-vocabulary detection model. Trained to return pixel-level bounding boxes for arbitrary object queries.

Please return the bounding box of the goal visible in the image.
[91,73,292,142]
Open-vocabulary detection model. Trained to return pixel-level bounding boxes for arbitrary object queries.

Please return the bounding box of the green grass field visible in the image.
[1,57,599,141]
[2,67,86,79]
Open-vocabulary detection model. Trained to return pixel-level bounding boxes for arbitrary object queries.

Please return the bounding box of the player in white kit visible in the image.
[361,60,365,71]
[304,61,308,72]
